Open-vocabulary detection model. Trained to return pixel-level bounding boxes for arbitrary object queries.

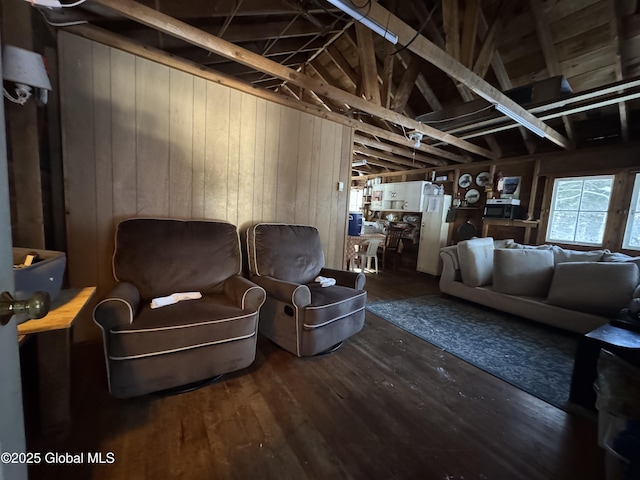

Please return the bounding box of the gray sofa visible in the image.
[439,238,640,334]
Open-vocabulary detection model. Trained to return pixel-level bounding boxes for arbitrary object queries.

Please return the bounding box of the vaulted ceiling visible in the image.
[40,0,640,175]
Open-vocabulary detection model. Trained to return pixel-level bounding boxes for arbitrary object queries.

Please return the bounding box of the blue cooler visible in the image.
[348,212,363,236]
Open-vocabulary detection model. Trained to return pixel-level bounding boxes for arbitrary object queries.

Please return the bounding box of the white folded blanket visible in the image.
[150,291,202,309]
[315,276,336,288]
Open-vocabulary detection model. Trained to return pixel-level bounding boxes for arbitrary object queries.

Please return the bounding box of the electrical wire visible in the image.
[59,0,89,7]
[389,0,441,56]
[38,8,87,26]
[420,104,496,124]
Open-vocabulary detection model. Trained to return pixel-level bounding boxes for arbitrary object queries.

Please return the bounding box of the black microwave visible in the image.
[483,204,523,219]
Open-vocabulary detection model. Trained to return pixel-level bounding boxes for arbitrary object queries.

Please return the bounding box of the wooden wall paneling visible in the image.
[91,42,115,298]
[204,82,230,221]
[276,107,301,223]
[135,58,170,216]
[60,34,98,290]
[60,34,352,340]
[226,90,242,227]
[238,93,258,231]
[262,102,281,221]
[332,125,352,269]
[333,124,351,266]
[308,116,323,228]
[191,77,207,219]
[294,111,314,224]
[168,68,194,219]
[110,47,137,223]
[4,0,45,249]
[252,98,267,224]
[316,120,338,257]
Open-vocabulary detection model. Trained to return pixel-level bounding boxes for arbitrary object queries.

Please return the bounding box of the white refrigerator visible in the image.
[417,194,452,275]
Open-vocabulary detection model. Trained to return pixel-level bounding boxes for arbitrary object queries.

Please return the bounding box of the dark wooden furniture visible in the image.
[569,322,640,410]
[382,227,403,270]
[18,287,96,433]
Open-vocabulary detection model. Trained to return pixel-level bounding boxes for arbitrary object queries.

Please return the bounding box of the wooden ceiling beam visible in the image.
[353,121,469,164]
[460,0,480,68]
[529,0,576,148]
[325,45,359,87]
[609,0,630,142]
[355,23,382,105]
[93,0,495,158]
[354,135,446,166]
[442,0,461,61]
[397,51,442,112]
[354,148,436,169]
[363,2,572,150]
[390,57,420,113]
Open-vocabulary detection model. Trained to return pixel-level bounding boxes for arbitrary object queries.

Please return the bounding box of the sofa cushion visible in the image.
[493,249,555,296]
[457,237,494,287]
[547,262,640,316]
[602,252,640,270]
[552,246,609,264]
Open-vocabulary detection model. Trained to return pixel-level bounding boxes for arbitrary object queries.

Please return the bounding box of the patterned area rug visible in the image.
[366,295,579,411]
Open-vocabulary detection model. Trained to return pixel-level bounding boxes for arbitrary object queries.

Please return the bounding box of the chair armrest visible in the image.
[93,282,140,332]
[319,267,366,290]
[250,275,311,308]
[223,275,266,311]
[440,249,461,285]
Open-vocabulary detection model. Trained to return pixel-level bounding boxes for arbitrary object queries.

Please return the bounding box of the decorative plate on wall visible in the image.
[475,171,491,187]
[458,173,473,188]
[465,188,481,204]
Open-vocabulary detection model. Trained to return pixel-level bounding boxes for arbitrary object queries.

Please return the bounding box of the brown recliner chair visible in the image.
[246,223,366,357]
[93,218,266,398]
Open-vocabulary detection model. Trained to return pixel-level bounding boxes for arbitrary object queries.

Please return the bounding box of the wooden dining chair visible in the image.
[381,227,403,270]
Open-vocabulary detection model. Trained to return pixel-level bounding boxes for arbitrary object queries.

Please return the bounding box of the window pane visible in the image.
[628,213,640,249]
[581,179,612,211]
[548,211,578,242]
[546,175,614,247]
[575,212,606,244]
[554,180,582,210]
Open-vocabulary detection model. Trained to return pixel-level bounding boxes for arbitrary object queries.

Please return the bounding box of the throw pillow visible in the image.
[509,243,553,251]
[547,262,640,316]
[457,237,494,287]
[493,249,555,296]
[493,239,516,249]
[602,252,640,270]
[552,246,609,264]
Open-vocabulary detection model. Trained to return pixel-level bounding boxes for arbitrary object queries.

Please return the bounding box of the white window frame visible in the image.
[546,174,615,247]
[623,173,640,251]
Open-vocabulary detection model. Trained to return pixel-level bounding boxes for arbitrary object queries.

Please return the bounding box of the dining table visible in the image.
[344,233,387,270]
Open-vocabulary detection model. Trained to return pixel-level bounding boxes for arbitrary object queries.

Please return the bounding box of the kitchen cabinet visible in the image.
[370,181,427,212]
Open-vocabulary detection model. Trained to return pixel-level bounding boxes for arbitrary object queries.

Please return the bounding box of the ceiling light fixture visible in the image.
[408,131,423,148]
[352,159,367,167]
[494,103,546,138]
[325,0,398,44]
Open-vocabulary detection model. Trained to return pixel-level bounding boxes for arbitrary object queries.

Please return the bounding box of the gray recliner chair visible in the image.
[93,218,266,398]
[246,223,366,357]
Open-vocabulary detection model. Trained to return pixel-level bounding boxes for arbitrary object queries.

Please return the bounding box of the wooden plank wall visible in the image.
[59,32,352,342]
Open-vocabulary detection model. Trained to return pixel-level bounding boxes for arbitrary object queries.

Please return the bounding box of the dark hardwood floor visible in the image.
[26,250,604,479]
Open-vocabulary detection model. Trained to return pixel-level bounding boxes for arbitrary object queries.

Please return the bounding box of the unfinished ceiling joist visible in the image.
[363,2,572,150]
[91,0,496,160]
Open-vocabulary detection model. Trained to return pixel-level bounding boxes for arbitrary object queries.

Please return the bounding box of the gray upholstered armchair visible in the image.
[246,223,366,357]
[93,218,266,398]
